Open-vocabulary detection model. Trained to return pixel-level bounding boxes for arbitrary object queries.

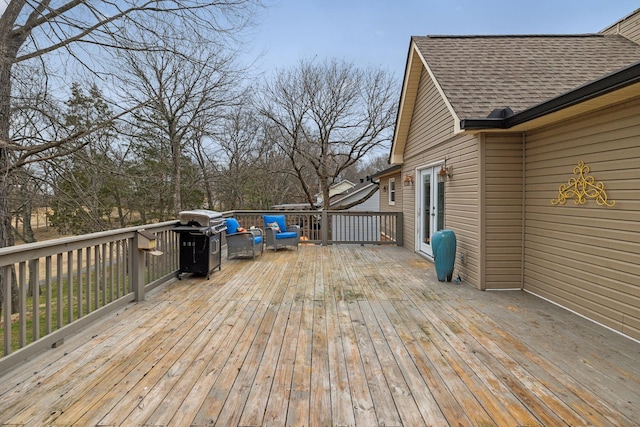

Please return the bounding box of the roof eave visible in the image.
[371,164,402,179]
[390,39,461,164]
[389,41,421,165]
[458,118,508,130]
[329,182,378,206]
[460,61,640,131]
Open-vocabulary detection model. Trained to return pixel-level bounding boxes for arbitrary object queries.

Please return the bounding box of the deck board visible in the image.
[1,245,639,426]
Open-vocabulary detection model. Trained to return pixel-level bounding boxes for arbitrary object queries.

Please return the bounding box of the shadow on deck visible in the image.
[1,245,638,426]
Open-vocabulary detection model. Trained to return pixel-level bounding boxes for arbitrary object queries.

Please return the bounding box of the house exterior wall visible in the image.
[402,69,455,251]
[379,174,402,212]
[601,8,640,44]
[331,187,379,211]
[522,96,640,340]
[331,192,381,243]
[380,176,402,212]
[378,173,402,242]
[351,191,379,211]
[400,68,482,289]
[481,133,525,290]
[437,133,481,287]
[330,181,355,197]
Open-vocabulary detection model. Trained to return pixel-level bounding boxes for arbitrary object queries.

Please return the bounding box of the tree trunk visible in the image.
[1,54,14,251]
[170,130,182,215]
[0,267,19,319]
[0,32,20,314]
[172,148,182,214]
[0,175,19,313]
[193,140,215,209]
[21,203,40,297]
[114,191,126,228]
[321,180,331,211]
[23,201,35,243]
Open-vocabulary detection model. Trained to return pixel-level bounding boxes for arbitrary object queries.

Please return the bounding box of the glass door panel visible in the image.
[420,172,432,254]
[418,166,445,257]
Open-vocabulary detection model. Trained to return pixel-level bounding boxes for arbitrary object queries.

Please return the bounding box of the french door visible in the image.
[418,166,445,257]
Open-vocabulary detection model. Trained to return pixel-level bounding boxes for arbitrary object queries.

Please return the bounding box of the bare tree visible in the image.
[120,32,245,215]
[215,104,263,210]
[258,58,398,210]
[0,1,262,247]
[0,0,261,317]
[215,104,305,210]
[339,153,391,183]
[190,121,218,210]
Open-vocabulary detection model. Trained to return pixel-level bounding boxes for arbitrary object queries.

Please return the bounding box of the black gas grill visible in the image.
[173,210,227,280]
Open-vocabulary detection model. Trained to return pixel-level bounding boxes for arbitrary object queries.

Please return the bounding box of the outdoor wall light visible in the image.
[403,174,414,186]
[438,164,452,182]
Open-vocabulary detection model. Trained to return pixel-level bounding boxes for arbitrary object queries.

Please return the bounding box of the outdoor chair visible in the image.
[263,214,300,251]
[224,217,264,259]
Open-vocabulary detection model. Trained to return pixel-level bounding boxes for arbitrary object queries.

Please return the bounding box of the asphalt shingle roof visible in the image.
[412,34,640,119]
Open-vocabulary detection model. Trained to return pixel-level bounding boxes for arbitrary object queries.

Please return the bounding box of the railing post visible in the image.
[321,210,329,246]
[2,266,11,356]
[397,212,404,246]
[132,234,146,301]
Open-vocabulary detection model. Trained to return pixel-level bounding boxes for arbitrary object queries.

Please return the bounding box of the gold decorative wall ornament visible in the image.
[551,160,615,206]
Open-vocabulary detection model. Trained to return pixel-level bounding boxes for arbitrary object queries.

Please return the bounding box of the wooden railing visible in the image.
[0,210,401,375]
[226,210,403,246]
[0,221,178,374]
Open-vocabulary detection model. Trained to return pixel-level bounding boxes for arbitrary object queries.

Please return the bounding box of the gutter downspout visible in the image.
[478,134,486,291]
[520,132,526,291]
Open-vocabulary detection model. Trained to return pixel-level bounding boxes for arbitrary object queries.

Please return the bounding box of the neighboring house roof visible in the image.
[330,180,355,189]
[413,34,640,120]
[371,164,402,179]
[328,181,378,209]
[316,180,357,204]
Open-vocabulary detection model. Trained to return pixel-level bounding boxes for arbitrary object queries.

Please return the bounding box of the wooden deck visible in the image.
[1,245,639,426]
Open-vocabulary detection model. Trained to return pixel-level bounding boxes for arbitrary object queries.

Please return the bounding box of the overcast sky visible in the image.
[246,0,638,79]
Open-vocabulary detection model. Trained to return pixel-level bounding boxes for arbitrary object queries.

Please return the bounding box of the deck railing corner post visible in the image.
[397,212,404,246]
[132,234,146,301]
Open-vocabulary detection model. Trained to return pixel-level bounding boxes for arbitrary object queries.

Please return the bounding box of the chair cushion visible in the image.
[254,235,263,245]
[225,217,240,234]
[263,215,287,232]
[275,231,297,240]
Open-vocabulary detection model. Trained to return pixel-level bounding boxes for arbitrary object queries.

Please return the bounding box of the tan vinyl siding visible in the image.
[601,9,640,45]
[401,68,481,288]
[523,96,640,340]
[404,72,455,159]
[443,134,481,288]
[402,69,453,251]
[482,133,524,290]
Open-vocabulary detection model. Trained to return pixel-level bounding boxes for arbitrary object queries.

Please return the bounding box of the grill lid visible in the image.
[178,209,222,227]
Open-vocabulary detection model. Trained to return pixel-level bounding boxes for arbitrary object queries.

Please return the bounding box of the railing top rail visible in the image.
[227,210,320,215]
[0,210,402,266]
[0,220,177,267]
[230,210,400,215]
